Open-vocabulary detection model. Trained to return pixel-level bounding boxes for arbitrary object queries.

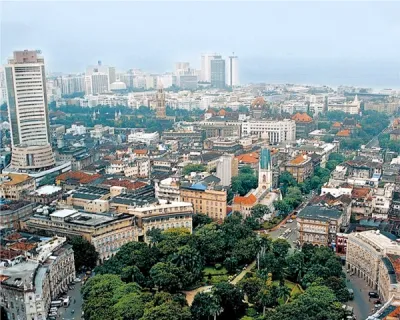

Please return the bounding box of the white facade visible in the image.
[216,154,233,187]
[66,124,86,135]
[241,119,296,143]
[200,53,218,82]
[155,177,181,202]
[127,131,159,145]
[90,73,109,95]
[0,67,8,104]
[60,75,85,95]
[5,50,51,147]
[226,55,239,87]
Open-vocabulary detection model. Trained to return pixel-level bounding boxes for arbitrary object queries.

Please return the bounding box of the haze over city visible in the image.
[2,1,400,87]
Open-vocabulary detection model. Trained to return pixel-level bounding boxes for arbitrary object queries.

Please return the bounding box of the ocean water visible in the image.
[240,58,400,90]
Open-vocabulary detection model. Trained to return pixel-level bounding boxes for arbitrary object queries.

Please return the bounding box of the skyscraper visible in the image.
[155,82,166,119]
[4,50,55,170]
[226,54,239,87]
[210,56,226,89]
[200,53,218,82]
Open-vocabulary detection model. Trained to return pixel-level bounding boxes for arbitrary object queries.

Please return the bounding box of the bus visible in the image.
[63,296,70,307]
[51,300,62,307]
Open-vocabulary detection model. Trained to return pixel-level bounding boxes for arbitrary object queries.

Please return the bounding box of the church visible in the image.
[232,147,281,218]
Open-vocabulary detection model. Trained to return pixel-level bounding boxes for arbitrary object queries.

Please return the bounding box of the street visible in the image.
[58,281,84,320]
[345,271,377,320]
[267,219,299,248]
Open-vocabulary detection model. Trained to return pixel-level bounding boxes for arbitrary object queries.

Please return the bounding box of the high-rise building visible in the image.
[4,50,56,171]
[175,62,190,75]
[155,82,166,119]
[226,54,239,87]
[210,56,226,89]
[216,154,234,187]
[60,75,85,95]
[200,53,218,82]
[0,67,7,105]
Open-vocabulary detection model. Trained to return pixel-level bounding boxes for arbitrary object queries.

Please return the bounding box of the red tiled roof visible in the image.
[292,112,312,123]
[332,121,342,128]
[5,233,22,241]
[9,242,36,252]
[134,149,148,155]
[289,154,308,165]
[336,129,351,137]
[0,249,22,260]
[233,194,257,206]
[106,179,146,190]
[351,187,370,199]
[56,171,102,184]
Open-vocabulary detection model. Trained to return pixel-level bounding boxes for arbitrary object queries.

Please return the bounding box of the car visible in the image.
[368,292,379,298]
[288,219,293,223]
[74,278,81,283]
[374,299,381,304]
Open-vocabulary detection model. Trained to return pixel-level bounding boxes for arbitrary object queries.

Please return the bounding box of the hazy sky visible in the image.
[1,1,400,85]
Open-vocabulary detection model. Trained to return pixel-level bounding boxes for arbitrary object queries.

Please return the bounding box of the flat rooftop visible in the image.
[298,205,342,221]
[0,260,39,288]
[33,185,62,195]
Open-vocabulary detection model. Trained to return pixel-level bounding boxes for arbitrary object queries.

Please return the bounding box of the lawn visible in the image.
[263,216,284,230]
[203,266,229,285]
[273,280,303,305]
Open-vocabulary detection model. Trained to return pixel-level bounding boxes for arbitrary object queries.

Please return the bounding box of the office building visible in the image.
[86,61,115,84]
[216,154,235,187]
[0,67,7,104]
[175,62,190,75]
[226,54,239,87]
[4,50,56,171]
[59,75,85,95]
[200,53,218,82]
[241,119,296,143]
[210,56,226,89]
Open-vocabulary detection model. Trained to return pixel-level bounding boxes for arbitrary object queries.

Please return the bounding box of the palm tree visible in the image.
[277,284,291,304]
[208,295,223,320]
[285,251,306,283]
[171,245,204,279]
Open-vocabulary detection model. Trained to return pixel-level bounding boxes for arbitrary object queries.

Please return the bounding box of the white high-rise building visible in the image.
[226,55,239,87]
[4,50,56,170]
[86,61,115,84]
[0,67,7,105]
[60,75,85,95]
[216,154,233,187]
[200,53,218,82]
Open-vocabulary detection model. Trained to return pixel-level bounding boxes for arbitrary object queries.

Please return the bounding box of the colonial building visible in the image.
[281,154,313,183]
[0,202,35,229]
[291,112,315,139]
[346,230,400,303]
[0,173,36,200]
[180,184,227,221]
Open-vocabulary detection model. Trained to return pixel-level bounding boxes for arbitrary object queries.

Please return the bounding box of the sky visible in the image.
[1,1,400,86]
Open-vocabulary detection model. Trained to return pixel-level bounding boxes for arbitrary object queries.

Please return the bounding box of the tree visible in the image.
[113,291,152,320]
[170,245,204,282]
[258,284,279,316]
[240,276,264,303]
[277,284,291,303]
[146,228,164,245]
[121,266,146,286]
[223,256,238,274]
[192,213,213,229]
[239,166,254,175]
[195,223,226,263]
[141,299,192,320]
[328,153,345,163]
[150,262,184,292]
[191,292,222,320]
[82,274,125,320]
[213,282,246,319]
[272,238,291,259]
[285,251,306,283]
[231,173,258,196]
[231,236,260,264]
[156,228,192,257]
[70,236,99,271]
[183,164,207,175]
[273,200,292,215]
[250,204,270,219]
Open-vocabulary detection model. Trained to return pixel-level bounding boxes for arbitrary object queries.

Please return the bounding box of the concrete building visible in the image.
[241,119,296,143]
[216,154,237,187]
[181,184,227,221]
[59,75,85,95]
[281,154,313,183]
[0,173,36,200]
[226,54,239,87]
[200,53,218,82]
[25,209,138,263]
[4,50,56,171]
[210,56,226,89]
[346,230,400,301]
[127,131,159,145]
[86,73,109,95]
[0,201,35,229]
[127,200,193,242]
[297,206,345,247]
[155,177,181,202]
[0,236,75,320]
[328,95,361,115]
[291,113,316,139]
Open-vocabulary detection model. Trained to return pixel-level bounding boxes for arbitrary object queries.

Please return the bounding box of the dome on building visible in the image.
[110,81,127,91]
[251,97,266,109]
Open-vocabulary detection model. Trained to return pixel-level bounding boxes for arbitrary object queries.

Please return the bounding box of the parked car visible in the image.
[369,292,379,298]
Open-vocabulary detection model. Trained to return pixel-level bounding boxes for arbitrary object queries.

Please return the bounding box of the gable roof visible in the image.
[233,194,257,206]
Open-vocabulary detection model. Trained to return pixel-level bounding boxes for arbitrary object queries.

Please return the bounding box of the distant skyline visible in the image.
[1,1,400,88]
